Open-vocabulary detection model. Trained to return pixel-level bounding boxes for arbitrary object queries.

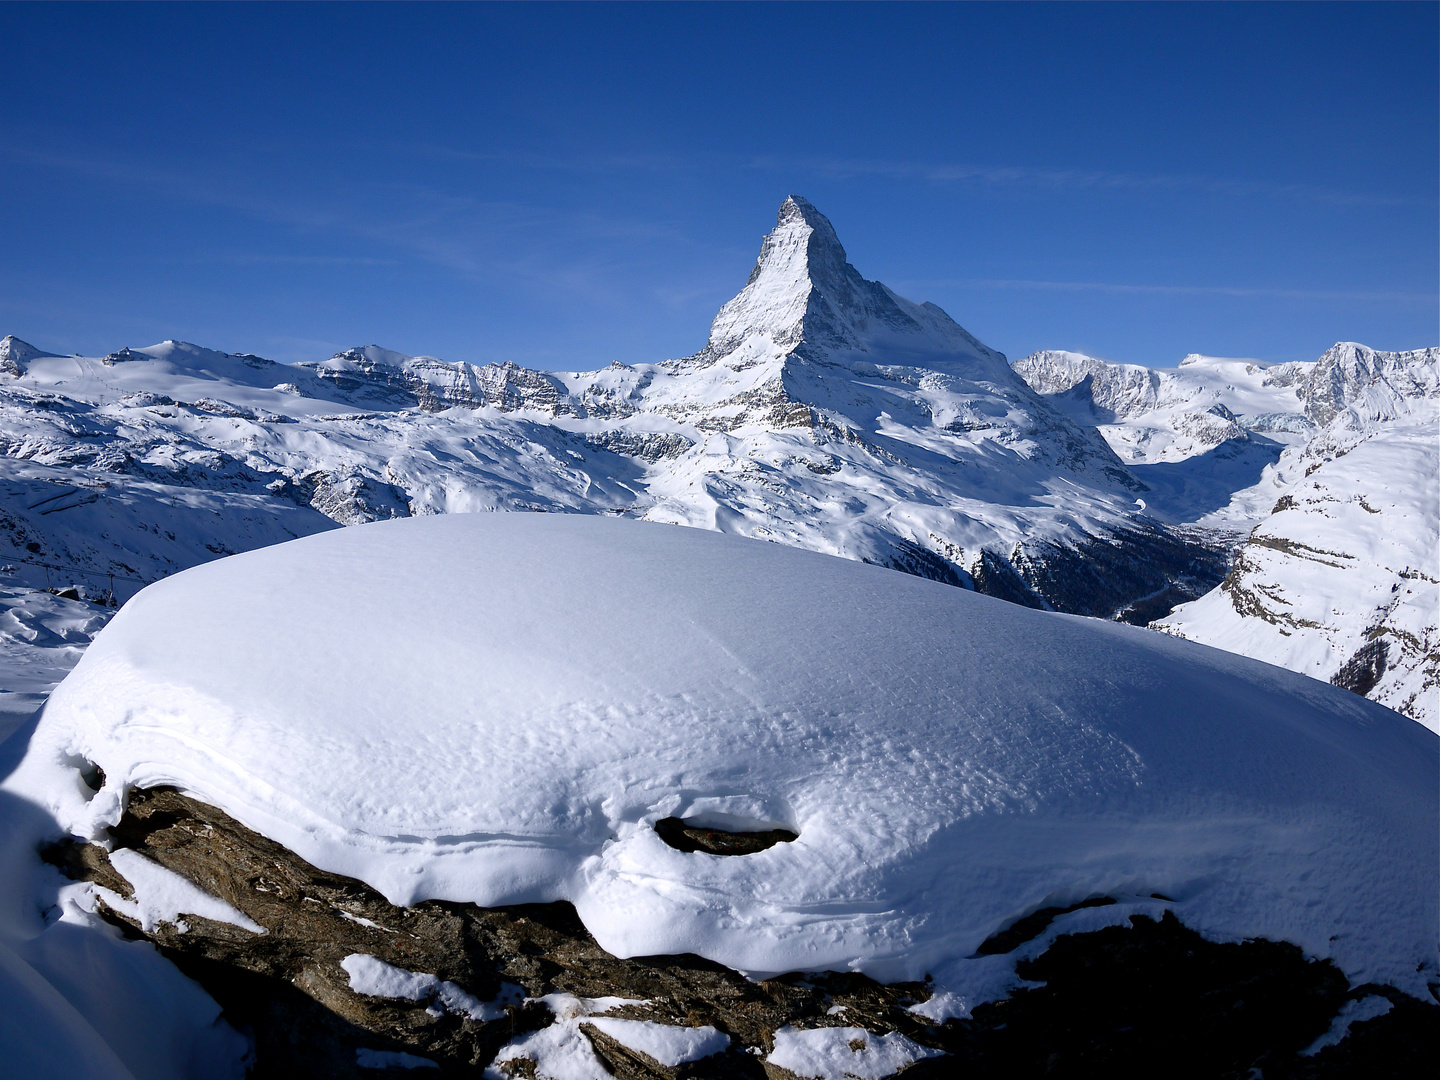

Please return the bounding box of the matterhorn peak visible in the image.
[696,196,852,359]
[769,195,851,284]
[697,196,1005,373]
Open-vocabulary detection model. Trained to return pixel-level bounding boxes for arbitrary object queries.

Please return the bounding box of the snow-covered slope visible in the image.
[1016,343,1439,730]
[1012,349,1314,526]
[0,586,107,742]
[7,514,1435,1014]
[0,200,1225,627]
[1013,349,1315,460]
[1157,344,1439,728]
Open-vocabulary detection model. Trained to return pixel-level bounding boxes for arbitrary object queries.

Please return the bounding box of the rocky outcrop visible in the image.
[296,469,413,526]
[45,786,1436,1078]
[1300,342,1439,427]
[301,350,586,417]
[583,430,694,463]
[1,335,54,376]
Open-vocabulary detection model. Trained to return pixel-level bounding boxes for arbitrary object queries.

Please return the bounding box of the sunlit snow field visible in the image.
[7,515,1434,1017]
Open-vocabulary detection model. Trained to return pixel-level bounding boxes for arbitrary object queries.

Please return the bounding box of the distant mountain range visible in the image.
[1,196,1434,726]
[1014,341,1437,727]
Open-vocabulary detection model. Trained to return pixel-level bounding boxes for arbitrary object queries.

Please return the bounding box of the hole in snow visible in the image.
[61,753,105,798]
[79,760,105,793]
[653,817,798,856]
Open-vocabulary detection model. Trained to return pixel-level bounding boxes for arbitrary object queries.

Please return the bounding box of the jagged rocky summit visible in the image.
[0,198,1225,627]
[0,334,59,377]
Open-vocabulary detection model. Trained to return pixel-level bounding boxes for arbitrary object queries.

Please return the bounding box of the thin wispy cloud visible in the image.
[410,143,695,175]
[747,154,1432,209]
[401,143,1429,209]
[898,277,1436,305]
[0,141,688,294]
[204,254,399,268]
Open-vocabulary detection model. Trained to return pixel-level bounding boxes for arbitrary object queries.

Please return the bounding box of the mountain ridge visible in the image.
[2,198,1202,624]
[4,197,1431,726]
[1013,342,1439,727]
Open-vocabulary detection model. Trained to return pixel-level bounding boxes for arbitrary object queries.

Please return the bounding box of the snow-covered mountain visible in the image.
[1013,350,1315,458]
[3,199,1433,727]
[1156,344,1439,726]
[1011,349,1314,526]
[0,198,1228,629]
[1015,343,1439,729]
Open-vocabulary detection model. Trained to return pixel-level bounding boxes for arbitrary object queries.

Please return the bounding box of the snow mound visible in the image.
[582,1017,729,1067]
[100,848,266,935]
[341,954,515,1021]
[8,513,1436,1000]
[767,1025,943,1080]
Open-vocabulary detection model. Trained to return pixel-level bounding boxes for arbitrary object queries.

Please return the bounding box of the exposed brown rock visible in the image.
[652,818,797,857]
[43,785,1438,1079]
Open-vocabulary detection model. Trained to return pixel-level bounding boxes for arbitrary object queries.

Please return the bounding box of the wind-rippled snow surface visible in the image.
[9,513,1436,1003]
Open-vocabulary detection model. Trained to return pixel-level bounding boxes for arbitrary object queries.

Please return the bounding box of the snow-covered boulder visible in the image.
[7,512,1435,1010]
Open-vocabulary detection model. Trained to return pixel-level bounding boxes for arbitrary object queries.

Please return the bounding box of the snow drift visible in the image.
[6,512,1436,1007]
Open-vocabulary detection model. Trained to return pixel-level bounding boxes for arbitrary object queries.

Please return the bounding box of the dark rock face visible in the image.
[1006,525,1234,623]
[859,522,1231,623]
[969,549,1049,610]
[43,786,1437,1079]
[873,536,975,591]
[913,912,1438,1080]
[1330,638,1389,697]
[653,818,797,857]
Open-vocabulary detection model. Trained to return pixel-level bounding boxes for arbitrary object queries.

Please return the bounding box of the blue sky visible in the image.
[2,2,1435,369]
